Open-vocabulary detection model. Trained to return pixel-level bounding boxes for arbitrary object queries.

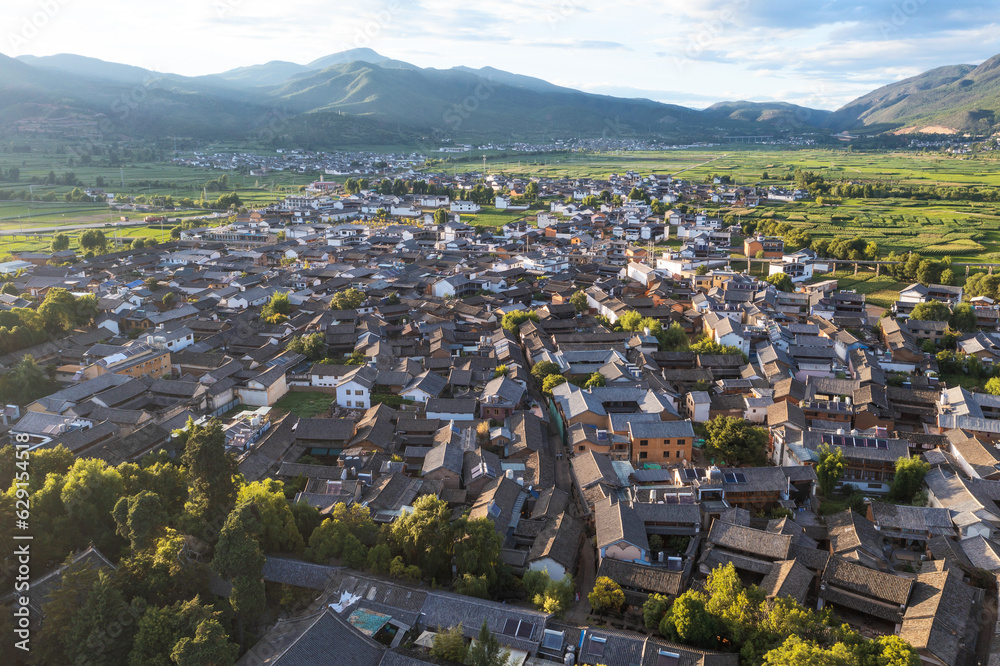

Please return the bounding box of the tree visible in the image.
[584,372,606,389]
[171,618,240,666]
[287,332,326,360]
[542,374,567,395]
[170,226,182,239]
[132,238,146,250]
[951,302,978,332]
[762,636,853,664]
[65,571,139,665]
[889,458,931,503]
[0,282,16,296]
[704,416,769,466]
[387,494,453,581]
[260,291,291,320]
[570,289,588,313]
[940,268,955,285]
[212,501,266,647]
[643,593,671,630]
[765,272,794,292]
[909,301,950,322]
[79,229,108,254]
[501,309,538,334]
[659,590,719,649]
[433,208,450,225]
[181,418,237,534]
[816,444,845,497]
[431,624,468,663]
[61,457,127,557]
[454,517,503,584]
[530,574,574,617]
[987,377,1000,395]
[51,232,70,252]
[588,576,625,614]
[659,322,689,351]
[113,489,167,551]
[236,479,304,553]
[695,265,709,276]
[331,288,366,311]
[129,596,234,666]
[466,621,511,666]
[530,360,561,381]
[34,553,102,665]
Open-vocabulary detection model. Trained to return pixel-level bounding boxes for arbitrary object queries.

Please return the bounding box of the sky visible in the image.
[2,0,999,110]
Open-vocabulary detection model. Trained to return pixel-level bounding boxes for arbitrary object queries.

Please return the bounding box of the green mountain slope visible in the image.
[827,57,1000,133]
[703,101,830,129]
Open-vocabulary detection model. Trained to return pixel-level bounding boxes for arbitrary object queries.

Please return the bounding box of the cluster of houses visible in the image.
[7,179,1000,665]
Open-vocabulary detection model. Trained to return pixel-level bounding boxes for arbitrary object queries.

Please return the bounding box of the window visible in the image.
[579,446,586,452]
[640,439,649,447]
[663,451,670,458]
[677,450,683,458]
[639,452,648,460]
[664,439,671,446]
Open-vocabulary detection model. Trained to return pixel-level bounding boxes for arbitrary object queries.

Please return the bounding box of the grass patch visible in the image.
[371,393,417,407]
[272,391,333,418]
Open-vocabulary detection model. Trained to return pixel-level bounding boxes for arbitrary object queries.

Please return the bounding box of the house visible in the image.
[595,497,650,564]
[627,419,695,466]
[335,366,376,410]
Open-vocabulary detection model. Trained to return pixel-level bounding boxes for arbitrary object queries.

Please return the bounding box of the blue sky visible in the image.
[2,0,999,109]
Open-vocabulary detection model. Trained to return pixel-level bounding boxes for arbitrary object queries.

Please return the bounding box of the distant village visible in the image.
[5,165,1000,666]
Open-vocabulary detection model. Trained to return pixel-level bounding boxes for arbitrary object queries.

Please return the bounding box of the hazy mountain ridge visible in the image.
[2,49,999,147]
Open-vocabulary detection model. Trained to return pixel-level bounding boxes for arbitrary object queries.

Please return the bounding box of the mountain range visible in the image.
[2,48,999,148]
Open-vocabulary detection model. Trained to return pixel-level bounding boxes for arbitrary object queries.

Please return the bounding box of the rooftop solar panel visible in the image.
[516,622,534,639]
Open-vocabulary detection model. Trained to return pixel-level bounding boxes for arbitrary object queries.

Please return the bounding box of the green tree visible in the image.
[61,457,127,557]
[113,489,167,551]
[260,291,291,319]
[129,597,230,666]
[570,290,589,313]
[660,590,719,649]
[765,272,794,292]
[287,332,326,360]
[66,571,140,665]
[987,377,1000,395]
[530,360,562,381]
[51,232,70,252]
[331,288,366,310]
[889,458,931,503]
[950,302,978,332]
[531,574,574,617]
[171,618,240,666]
[34,553,102,665]
[236,479,304,553]
[212,501,266,647]
[431,624,468,663]
[454,517,503,585]
[704,416,769,466]
[181,418,237,535]
[162,291,176,308]
[909,301,950,322]
[387,494,454,581]
[501,309,538,334]
[542,374,567,395]
[588,576,625,614]
[79,229,108,254]
[815,444,845,497]
[433,208,451,225]
[643,593,671,630]
[659,322,690,351]
[466,621,511,666]
[366,543,393,575]
[0,282,16,296]
[762,636,853,665]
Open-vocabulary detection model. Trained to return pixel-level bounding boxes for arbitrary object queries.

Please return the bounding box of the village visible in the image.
[4,167,1000,666]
